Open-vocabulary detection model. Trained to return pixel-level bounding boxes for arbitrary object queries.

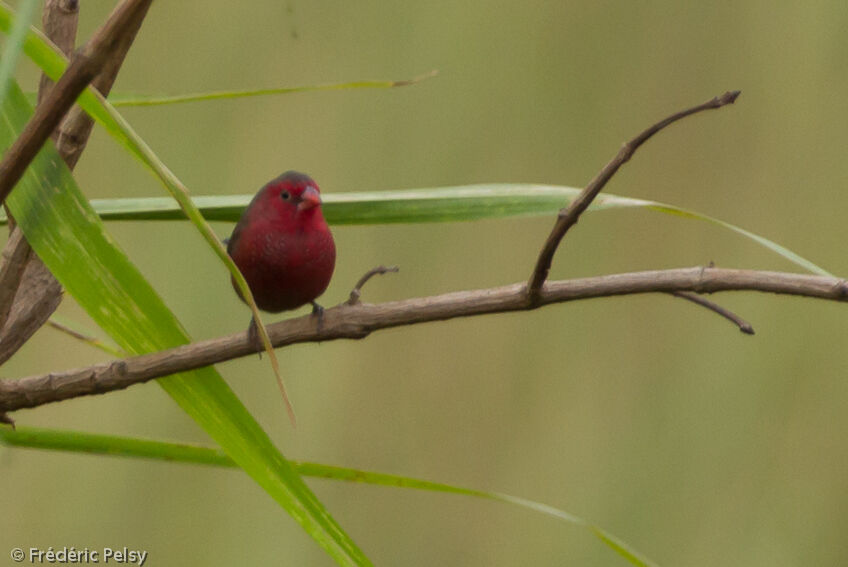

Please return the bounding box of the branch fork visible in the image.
[527,91,741,303]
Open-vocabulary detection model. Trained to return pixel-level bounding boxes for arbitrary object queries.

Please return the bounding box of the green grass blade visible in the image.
[0,426,659,567]
[0,81,370,566]
[105,72,436,107]
[0,0,36,106]
[1,185,825,276]
[0,426,234,465]
[21,71,435,108]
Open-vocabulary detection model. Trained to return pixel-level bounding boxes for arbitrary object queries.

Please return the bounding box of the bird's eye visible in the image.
[280,191,291,200]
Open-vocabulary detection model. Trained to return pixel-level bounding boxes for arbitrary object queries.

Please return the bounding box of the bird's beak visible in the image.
[298,186,322,211]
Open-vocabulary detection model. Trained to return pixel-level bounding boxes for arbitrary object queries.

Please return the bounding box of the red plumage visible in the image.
[227,171,336,313]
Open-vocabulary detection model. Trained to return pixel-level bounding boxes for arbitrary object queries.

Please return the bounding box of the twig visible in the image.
[527,91,741,302]
[0,266,845,415]
[0,0,153,205]
[671,291,755,334]
[347,265,399,305]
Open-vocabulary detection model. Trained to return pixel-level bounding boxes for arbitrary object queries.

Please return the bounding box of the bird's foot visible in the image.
[311,301,325,332]
[0,412,15,429]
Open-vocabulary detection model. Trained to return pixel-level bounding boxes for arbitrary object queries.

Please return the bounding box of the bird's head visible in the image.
[260,170,324,219]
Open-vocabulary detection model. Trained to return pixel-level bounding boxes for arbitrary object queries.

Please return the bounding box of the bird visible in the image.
[227,171,336,327]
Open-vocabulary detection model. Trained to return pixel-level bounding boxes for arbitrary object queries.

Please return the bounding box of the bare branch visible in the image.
[671,291,755,334]
[0,0,153,205]
[347,265,399,305]
[0,267,845,416]
[527,91,741,301]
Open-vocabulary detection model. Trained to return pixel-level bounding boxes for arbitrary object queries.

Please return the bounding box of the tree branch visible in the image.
[527,91,741,302]
[0,0,153,205]
[1,267,845,416]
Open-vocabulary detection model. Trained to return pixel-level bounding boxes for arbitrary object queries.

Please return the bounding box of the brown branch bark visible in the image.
[527,91,741,302]
[0,258,63,367]
[0,267,845,416]
[0,0,153,205]
[0,227,33,330]
[0,0,152,365]
[37,0,80,109]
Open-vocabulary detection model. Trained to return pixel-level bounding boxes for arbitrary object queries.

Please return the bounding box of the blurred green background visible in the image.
[2,1,848,565]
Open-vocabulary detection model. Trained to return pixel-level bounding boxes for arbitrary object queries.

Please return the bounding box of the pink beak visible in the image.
[298,186,321,211]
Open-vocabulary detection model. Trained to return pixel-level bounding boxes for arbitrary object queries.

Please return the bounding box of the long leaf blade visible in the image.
[0,426,659,567]
[105,72,436,107]
[0,185,824,276]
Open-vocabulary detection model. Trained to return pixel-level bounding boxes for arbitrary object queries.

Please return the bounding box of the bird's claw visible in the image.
[0,412,15,429]
[311,302,325,332]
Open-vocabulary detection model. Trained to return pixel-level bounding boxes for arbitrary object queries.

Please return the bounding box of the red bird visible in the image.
[227,171,336,316]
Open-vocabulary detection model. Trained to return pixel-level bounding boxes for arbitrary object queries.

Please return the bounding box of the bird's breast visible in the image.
[230,220,336,312]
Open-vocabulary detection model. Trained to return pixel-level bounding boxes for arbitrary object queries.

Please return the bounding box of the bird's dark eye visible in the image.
[280,191,291,200]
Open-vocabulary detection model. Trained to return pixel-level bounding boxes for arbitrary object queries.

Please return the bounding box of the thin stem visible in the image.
[671,290,755,334]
